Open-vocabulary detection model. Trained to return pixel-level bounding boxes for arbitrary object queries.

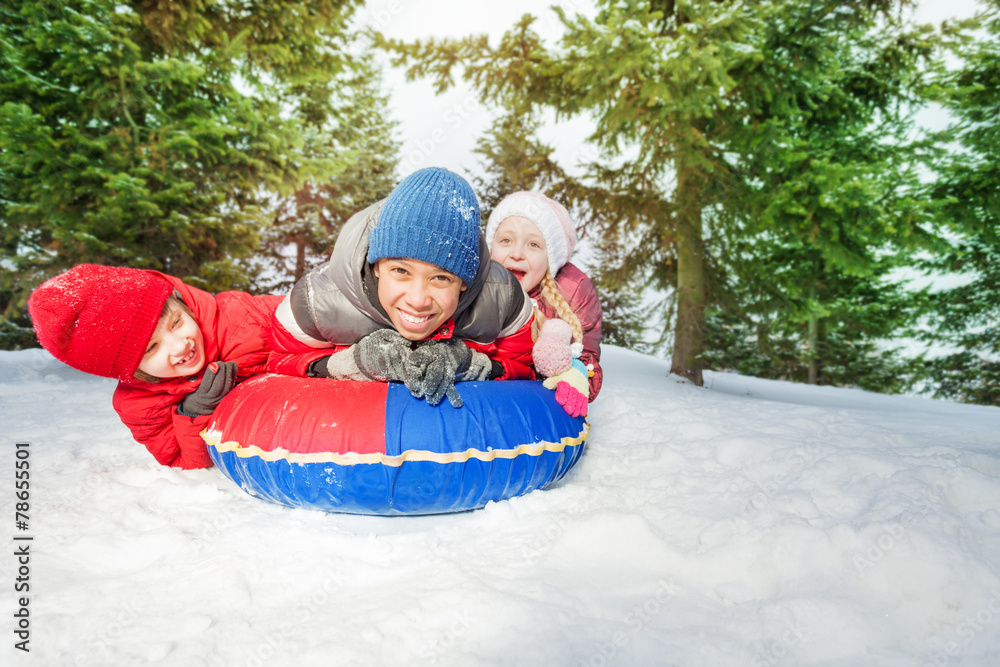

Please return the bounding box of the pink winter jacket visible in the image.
[531,262,603,401]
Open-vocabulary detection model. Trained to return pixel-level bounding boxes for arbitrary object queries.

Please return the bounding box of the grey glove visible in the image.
[353,328,412,382]
[404,340,492,408]
[178,361,238,416]
[457,349,493,383]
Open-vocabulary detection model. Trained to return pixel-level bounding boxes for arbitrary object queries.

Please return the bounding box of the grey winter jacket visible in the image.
[274,201,533,349]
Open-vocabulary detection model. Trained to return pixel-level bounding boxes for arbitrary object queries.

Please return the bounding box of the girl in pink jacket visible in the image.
[487,191,604,416]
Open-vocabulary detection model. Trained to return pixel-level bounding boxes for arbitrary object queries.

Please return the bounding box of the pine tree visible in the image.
[380,0,940,387]
[471,110,653,349]
[920,0,1000,405]
[255,55,400,292]
[719,0,939,391]
[473,113,558,211]
[0,0,363,347]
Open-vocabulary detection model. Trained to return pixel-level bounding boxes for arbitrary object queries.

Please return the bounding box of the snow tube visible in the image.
[202,374,589,515]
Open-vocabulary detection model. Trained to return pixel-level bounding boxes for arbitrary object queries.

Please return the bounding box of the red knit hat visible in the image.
[28,264,174,381]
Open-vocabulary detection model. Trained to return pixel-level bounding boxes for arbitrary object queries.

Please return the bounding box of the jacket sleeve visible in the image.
[112,386,214,469]
[266,309,336,377]
[466,317,536,381]
[271,286,334,349]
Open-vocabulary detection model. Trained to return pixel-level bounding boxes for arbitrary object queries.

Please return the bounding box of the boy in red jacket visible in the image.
[28,264,281,469]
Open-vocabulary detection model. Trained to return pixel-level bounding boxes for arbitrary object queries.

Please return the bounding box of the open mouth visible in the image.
[507,268,526,280]
[176,346,198,367]
[399,310,432,326]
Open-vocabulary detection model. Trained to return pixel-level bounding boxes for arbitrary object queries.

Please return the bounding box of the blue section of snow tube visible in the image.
[205,377,588,515]
[380,382,587,514]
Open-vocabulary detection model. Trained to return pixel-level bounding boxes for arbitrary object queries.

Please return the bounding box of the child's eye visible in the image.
[144,342,157,356]
[172,315,182,328]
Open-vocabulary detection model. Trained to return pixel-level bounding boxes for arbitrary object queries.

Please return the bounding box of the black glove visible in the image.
[353,329,412,382]
[178,361,238,416]
[403,340,491,408]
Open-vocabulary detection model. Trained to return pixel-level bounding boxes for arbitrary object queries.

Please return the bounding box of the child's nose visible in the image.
[163,331,188,359]
[509,244,525,260]
[405,283,432,308]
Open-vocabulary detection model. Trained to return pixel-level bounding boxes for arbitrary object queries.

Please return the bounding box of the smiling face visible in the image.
[373,258,467,341]
[489,216,549,293]
[137,299,206,379]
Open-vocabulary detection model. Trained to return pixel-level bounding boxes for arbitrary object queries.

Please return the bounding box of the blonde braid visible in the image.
[531,306,546,341]
[539,271,583,345]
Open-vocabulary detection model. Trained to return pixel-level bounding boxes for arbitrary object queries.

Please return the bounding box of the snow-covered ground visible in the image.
[3,345,999,666]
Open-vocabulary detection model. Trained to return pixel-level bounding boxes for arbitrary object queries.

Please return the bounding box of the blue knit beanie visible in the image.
[367,168,482,286]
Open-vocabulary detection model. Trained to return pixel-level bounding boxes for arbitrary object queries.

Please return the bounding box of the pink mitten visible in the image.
[532,318,573,378]
[554,382,588,417]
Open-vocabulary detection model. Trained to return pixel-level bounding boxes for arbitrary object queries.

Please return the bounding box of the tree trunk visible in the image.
[670,212,705,386]
[807,313,819,385]
[293,238,308,283]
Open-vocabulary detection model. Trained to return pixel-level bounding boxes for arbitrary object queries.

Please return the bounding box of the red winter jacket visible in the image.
[531,262,603,401]
[268,312,536,381]
[111,274,282,469]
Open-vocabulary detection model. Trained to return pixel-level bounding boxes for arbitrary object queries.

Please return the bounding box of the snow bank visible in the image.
[2,346,999,666]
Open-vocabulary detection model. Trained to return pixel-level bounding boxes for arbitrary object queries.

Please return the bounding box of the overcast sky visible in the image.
[363,0,983,182]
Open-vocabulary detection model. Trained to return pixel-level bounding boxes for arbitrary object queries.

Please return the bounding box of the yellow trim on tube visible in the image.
[202,422,589,468]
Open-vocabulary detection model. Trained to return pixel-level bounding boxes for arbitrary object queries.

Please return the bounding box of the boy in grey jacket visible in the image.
[268,168,536,407]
